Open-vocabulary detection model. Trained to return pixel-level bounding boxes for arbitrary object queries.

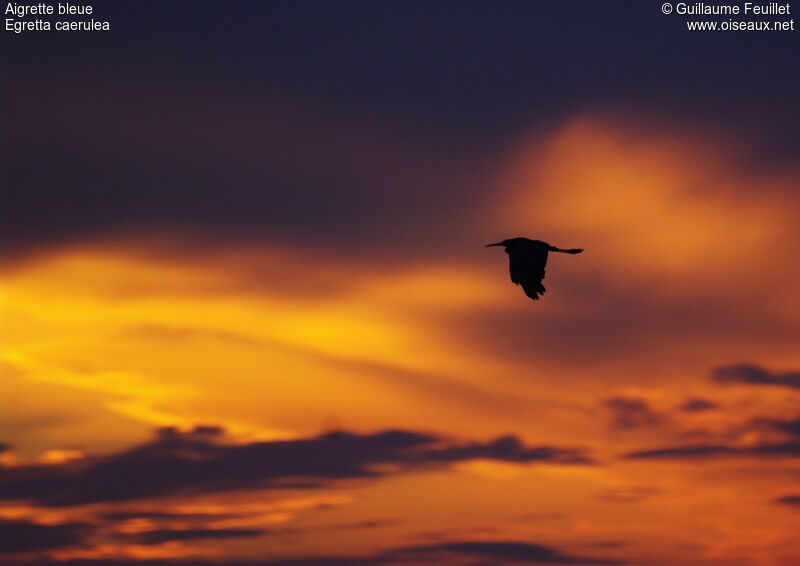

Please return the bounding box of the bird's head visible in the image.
[486,238,525,251]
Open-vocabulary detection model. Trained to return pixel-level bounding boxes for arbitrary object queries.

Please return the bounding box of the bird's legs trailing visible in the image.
[548,246,583,254]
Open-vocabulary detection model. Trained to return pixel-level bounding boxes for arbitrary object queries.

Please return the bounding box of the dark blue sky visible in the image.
[4,1,799,252]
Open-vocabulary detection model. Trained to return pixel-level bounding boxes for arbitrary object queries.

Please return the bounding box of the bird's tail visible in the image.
[549,246,583,254]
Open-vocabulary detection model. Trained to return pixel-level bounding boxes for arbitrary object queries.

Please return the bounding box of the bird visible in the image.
[486,237,583,300]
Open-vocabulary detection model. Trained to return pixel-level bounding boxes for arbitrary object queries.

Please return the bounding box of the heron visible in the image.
[486,237,583,300]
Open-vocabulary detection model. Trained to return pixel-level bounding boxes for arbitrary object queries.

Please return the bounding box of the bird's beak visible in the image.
[485,242,504,247]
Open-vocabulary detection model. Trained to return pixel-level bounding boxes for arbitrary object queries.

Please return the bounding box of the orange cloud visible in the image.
[496,117,800,288]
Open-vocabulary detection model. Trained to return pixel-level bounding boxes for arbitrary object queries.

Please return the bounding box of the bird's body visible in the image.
[486,237,583,300]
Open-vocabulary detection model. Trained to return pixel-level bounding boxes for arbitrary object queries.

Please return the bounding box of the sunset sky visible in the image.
[2,2,800,565]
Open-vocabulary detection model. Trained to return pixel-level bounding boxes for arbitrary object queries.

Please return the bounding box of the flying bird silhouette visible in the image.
[487,237,583,300]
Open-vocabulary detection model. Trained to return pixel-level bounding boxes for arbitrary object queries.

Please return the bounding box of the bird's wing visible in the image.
[508,248,549,300]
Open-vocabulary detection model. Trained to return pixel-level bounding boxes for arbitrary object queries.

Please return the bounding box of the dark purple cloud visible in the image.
[678,398,718,412]
[106,513,393,544]
[2,66,491,262]
[0,519,90,554]
[415,435,591,465]
[385,541,624,564]
[100,510,238,522]
[775,495,800,506]
[625,409,800,460]
[625,442,800,460]
[711,364,800,390]
[131,528,266,545]
[753,414,800,437]
[603,397,662,430]
[0,426,591,507]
